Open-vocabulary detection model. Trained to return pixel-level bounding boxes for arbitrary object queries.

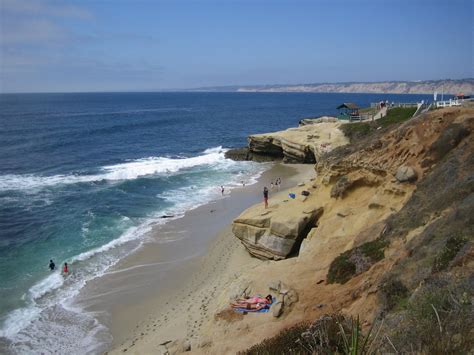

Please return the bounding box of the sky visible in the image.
[0,0,472,93]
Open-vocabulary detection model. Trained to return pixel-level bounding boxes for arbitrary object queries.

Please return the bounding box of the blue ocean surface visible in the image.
[0,92,432,353]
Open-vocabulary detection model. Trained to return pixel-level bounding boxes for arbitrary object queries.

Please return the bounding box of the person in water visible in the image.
[221,185,224,195]
[49,260,55,271]
[63,262,68,274]
[263,186,269,208]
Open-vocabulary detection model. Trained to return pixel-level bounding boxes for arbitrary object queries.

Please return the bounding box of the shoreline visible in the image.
[75,162,315,353]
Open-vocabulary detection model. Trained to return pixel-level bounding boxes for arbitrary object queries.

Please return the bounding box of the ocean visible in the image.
[0,92,432,353]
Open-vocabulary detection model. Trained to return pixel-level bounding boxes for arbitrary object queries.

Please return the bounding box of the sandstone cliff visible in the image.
[236,79,474,95]
[201,107,473,354]
[247,122,348,163]
[192,79,474,95]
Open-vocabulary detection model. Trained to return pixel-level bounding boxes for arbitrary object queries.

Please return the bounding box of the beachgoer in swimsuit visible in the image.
[49,260,55,271]
[230,295,272,310]
[63,262,68,274]
[221,185,224,195]
[263,187,269,208]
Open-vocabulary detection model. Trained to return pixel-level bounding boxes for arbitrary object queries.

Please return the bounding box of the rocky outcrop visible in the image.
[224,147,282,162]
[247,123,349,164]
[232,202,323,260]
[299,116,338,126]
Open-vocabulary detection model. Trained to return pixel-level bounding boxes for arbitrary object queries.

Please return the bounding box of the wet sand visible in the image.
[75,163,315,353]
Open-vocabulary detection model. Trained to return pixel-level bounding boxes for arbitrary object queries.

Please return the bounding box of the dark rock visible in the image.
[224,147,250,161]
[224,147,283,162]
[395,165,417,182]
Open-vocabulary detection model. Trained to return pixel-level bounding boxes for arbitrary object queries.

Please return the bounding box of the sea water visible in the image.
[0,92,431,353]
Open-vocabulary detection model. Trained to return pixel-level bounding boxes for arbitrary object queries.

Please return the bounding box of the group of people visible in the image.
[263,177,281,209]
[49,259,69,274]
[270,177,282,190]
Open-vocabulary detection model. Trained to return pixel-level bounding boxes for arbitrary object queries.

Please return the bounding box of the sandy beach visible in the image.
[74,162,315,353]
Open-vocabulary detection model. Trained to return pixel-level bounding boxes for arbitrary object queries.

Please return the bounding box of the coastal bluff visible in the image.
[201,106,473,353]
[226,121,348,163]
[232,199,323,260]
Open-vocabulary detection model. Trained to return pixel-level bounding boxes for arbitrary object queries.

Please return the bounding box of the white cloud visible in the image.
[1,18,69,45]
[1,0,93,20]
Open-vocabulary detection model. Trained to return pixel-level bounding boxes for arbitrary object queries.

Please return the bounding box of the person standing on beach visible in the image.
[263,186,269,209]
[221,185,224,195]
[49,260,55,271]
[270,181,274,190]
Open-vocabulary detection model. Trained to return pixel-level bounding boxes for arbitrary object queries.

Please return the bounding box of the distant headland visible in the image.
[187,78,474,95]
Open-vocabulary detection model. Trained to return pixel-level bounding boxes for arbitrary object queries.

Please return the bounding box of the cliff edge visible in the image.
[226,121,348,163]
[200,107,473,354]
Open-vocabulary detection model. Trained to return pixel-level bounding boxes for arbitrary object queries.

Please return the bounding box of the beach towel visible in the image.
[233,304,272,313]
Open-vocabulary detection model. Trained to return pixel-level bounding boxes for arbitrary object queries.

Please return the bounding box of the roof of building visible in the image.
[337,102,359,110]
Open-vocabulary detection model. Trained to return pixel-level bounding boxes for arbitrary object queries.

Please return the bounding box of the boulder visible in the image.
[395,165,417,182]
[272,301,283,317]
[233,206,323,260]
[281,288,299,307]
[224,147,250,161]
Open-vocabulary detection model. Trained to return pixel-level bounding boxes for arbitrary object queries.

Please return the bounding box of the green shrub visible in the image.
[328,239,388,284]
[360,239,388,262]
[432,235,468,272]
[327,252,356,284]
[387,279,473,353]
[381,279,409,311]
[239,322,311,355]
[240,314,383,355]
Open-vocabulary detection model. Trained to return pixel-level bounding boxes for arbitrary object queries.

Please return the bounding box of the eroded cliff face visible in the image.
[248,122,348,163]
[232,201,323,260]
[204,107,473,354]
[235,79,474,95]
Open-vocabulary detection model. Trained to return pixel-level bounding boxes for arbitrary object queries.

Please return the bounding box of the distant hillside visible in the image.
[190,79,474,95]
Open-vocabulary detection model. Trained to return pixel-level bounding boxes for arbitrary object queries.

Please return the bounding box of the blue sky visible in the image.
[1,0,472,92]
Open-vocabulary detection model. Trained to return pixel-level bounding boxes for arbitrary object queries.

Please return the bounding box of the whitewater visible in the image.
[0,147,266,353]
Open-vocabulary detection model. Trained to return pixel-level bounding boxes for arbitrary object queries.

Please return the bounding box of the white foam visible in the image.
[0,305,42,339]
[0,151,267,352]
[0,147,229,192]
[71,223,151,263]
[29,273,64,300]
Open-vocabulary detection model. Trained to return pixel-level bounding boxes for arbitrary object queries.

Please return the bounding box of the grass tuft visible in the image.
[341,107,417,142]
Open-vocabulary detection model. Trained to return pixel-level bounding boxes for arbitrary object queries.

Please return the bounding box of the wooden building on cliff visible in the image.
[337,102,361,121]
